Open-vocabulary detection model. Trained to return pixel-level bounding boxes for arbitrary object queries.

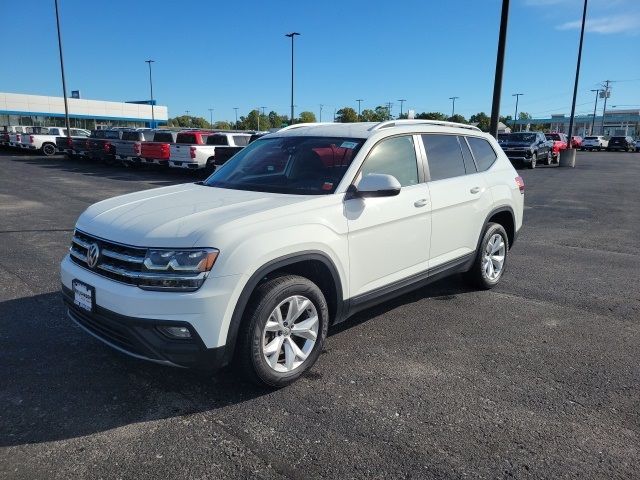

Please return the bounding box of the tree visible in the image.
[213,121,231,130]
[335,107,358,123]
[298,111,316,123]
[268,111,285,128]
[518,112,532,120]
[448,114,467,124]
[469,112,491,132]
[167,115,211,129]
[416,112,447,121]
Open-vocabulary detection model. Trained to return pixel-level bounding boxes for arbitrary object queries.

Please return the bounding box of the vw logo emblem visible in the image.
[86,243,100,269]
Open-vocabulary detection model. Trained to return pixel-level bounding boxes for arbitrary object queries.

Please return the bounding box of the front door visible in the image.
[345,135,431,298]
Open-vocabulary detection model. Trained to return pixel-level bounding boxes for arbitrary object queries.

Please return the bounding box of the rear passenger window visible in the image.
[207,135,230,146]
[360,135,418,187]
[422,134,466,181]
[176,133,197,144]
[467,137,497,171]
[233,135,250,146]
[153,132,175,143]
[459,137,477,174]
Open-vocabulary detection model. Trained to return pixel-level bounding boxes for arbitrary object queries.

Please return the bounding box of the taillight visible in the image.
[67,137,73,147]
[16,134,21,142]
[85,139,90,148]
[190,146,196,159]
[134,142,141,155]
[515,176,525,194]
[103,142,111,152]
[29,135,34,143]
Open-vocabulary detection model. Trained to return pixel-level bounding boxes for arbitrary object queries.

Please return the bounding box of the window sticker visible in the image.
[340,141,358,149]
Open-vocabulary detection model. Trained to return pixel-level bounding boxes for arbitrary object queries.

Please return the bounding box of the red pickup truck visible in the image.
[140,131,178,166]
[546,132,568,160]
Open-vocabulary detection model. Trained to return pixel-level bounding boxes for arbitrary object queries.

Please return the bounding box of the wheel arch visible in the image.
[221,250,344,366]
[478,206,516,252]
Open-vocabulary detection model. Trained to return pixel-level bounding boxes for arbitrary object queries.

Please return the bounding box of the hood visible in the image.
[76,183,312,247]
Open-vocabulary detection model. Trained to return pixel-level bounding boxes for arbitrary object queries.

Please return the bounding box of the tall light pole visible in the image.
[233,107,239,130]
[54,0,71,137]
[261,106,267,115]
[145,60,155,128]
[208,108,214,128]
[565,0,588,149]
[397,99,406,117]
[356,99,363,120]
[386,102,393,120]
[449,96,459,118]
[590,89,600,135]
[490,0,510,138]
[256,108,260,131]
[285,32,300,125]
[512,93,523,132]
[319,104,323,122]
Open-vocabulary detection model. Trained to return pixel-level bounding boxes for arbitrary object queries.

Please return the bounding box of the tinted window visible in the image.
[207,135,230,146]
[122,131,140,141]
[459,137,477,174]
[422,134,466,181]
[467,137,497,172]
[361,136,418,187]
[104,131,120,139]
[153,132,175,143]
[176,133,197,144]
[233,135,250,146]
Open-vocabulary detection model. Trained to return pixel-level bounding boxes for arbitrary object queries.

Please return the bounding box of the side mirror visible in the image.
[351,173,401,198]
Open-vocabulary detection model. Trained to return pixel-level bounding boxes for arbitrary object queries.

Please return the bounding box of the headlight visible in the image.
[140,248,219,291]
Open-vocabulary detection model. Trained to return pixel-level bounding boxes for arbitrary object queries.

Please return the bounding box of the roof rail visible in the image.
[277,122,336,132]
[369,119,481,132]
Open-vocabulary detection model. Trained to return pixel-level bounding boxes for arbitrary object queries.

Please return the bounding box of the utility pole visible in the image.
[397,99,406,117]
[261,106,267,115]
[490,0,510,138]
[449,97,459,118]
[319,104,323,122]
[589,89,600,135]
[185,110,190,116]
[600,80,611,136]
[256,108,260,131]
[356,99,363,120]
[285,32,300,125]
[54,0,71,137]
[386,102,393,120]
[208,108,214,128]
[512,93,523,132]
[145,60,155,128]
[233,107,239,130]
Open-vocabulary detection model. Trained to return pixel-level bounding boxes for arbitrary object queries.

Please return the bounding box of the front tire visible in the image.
[528,153,537,169]
[237,275,329,387]
[42,143,56,156]
[466,223,508,290]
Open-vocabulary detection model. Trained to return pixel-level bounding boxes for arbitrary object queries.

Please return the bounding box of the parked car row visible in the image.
[2,126,268,171]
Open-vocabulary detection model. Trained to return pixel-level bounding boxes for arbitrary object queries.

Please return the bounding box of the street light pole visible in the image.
[565,0,588,150]
[356,99,363,120]
[589,89,599,135]
[145,60,155,128]
[256,108,260,131]
[54,0,71,137]
[397,99,406,117]
[449,96,459,118]
[208,108,214,128]
[319,104,323,122]
[285,32,300,125]
[490,0,510,138]
[233,107,239,130]
[512,93,523,132]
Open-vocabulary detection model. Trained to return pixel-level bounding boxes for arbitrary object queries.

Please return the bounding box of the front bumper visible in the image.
[62,285,225,368]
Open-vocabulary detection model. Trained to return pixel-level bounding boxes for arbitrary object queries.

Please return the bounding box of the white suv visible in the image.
[581,135,608,151]
[61,120,524,386]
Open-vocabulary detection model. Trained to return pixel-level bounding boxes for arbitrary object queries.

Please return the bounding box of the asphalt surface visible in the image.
[0,149,638,479]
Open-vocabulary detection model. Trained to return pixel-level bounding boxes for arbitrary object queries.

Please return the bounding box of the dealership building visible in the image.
[0,92,168,130]
[514,109,640,137]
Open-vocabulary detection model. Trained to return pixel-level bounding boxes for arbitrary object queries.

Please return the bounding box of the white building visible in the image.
[0,92,169,130]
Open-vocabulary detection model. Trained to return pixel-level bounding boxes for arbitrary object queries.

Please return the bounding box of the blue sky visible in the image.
[1,0,638,122]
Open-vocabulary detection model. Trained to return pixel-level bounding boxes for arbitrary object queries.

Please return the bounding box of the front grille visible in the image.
[70,230,146,286]
[69,306,142,355]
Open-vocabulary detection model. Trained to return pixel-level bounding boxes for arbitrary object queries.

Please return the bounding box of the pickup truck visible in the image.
[140,130,178,166]
[1,126,27,147]
[110,129,155,164]
[86,130,124,163]
[7,127,33,148]
[169,131,251,170]
[545,132,568,160]
[500,131,554,168]
[21,127,90,156]
[56,134,91,158]
[209,133,253,169]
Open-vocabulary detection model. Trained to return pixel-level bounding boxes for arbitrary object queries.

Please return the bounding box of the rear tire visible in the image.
[41,143,56,156]
[236,275,329,387]
[466,223,509,290]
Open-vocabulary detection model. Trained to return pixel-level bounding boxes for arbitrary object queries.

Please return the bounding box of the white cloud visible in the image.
[556,14,640,34]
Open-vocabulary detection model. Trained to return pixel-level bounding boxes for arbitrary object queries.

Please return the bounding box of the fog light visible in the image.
[158,326,192,339]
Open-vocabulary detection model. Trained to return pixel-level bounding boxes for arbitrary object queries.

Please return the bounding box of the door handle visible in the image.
[470,187,481,194]
[414,198,428,208]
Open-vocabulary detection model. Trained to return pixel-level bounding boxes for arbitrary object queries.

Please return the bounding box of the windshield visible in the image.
[546,133,561,141]
[204,136,365,195]
[507,133,537,142]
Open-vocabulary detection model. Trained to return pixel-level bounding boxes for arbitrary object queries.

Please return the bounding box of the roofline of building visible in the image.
[0,109,167,123]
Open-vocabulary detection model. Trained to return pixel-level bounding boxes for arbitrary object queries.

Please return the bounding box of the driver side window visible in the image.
[360,136,418,187]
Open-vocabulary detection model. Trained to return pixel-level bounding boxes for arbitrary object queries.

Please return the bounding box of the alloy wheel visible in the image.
[482,233,506,281]
[262,295,319,373]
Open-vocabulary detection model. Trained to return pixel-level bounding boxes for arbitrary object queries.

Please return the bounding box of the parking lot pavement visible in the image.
[0,149,638,479]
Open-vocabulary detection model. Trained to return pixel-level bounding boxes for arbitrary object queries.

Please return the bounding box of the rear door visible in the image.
[422,134,493,268]
[346,135,431,297]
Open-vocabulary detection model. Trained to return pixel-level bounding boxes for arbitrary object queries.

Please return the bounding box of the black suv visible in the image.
[500,132,553,169]
[606,136,635,152]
